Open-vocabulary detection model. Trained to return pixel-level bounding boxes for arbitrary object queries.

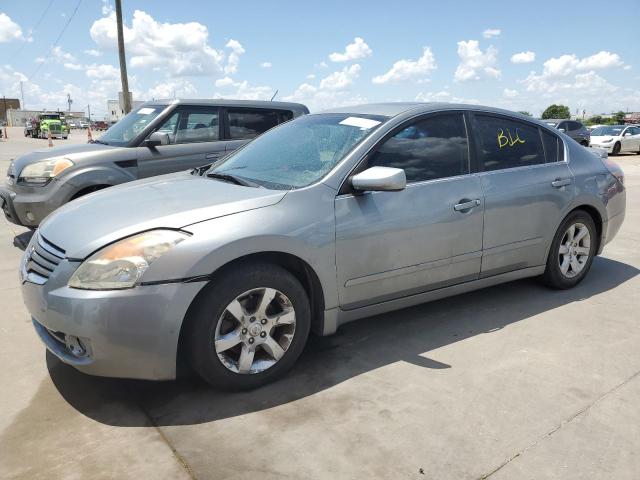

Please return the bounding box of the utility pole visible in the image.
[20,81,25,110]
[115,0,132,114]
[87,104,91,122]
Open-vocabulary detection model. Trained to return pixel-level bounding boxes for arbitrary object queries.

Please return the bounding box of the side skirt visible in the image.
[319,266,545,335]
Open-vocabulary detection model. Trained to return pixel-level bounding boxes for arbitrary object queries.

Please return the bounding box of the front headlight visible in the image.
[19,157,74,184]
[68,229,190,290]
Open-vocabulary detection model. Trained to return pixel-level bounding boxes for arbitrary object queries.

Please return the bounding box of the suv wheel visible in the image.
[542,210,597,289]
[188,263,310,390]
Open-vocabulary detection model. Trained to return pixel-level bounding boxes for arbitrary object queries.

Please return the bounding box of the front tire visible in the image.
[188,263,311,390]
[542,210,597,289]
[612,142,621,156]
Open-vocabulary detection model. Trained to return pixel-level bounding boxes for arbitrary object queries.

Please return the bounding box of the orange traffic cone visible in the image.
[48,131,53,148]
[87,126,93,143]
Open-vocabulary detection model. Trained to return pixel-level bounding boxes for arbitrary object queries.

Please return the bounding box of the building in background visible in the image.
[624,112,640,124]
[1,98,21,122]
[107,92,145,122]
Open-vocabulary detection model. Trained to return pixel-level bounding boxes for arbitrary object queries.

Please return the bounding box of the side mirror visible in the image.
[144,131,170,147]
[351,166,406,192]
[558,128,565,132]
[623,132,631,136]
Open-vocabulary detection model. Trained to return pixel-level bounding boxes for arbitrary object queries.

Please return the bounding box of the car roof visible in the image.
[317,102,553,124]
[541,119,579,123]
[143,98,309,114]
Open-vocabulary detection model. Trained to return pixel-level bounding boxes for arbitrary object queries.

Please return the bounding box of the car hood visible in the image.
[39,171,288,259]
[12,142,118,175]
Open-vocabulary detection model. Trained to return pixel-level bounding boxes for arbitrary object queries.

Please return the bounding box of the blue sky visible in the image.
[1,0,639,118]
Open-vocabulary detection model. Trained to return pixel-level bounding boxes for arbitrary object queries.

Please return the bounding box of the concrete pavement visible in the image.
[1,126,639,479]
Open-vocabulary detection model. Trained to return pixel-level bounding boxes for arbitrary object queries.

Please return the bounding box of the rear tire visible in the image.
[542,210,597,289]
[188,262,311,390]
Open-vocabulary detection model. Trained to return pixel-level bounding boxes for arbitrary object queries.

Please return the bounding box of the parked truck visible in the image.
[24,112,69,140]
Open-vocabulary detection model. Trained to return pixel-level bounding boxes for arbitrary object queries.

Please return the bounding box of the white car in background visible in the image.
[590,125,640,155]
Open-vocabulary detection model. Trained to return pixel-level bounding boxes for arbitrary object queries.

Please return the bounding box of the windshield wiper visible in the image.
[206,172,262,188]
[191,163,212,176]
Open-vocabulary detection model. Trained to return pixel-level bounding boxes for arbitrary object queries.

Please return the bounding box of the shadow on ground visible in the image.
[47,256,638,427]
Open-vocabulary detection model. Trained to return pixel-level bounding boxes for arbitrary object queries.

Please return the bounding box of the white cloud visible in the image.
[145,79,197,99]
[285,65,364,110]
[319,64,361,90]
[214,79,274,100]
[482,29,501,39]
[329,37,372,62]
[511,51,535,64]
[522,51,626,93]
[214,76,235,87]
[101,0,114,15]
[90,9,225,77]
[0,13,24,42]
[84,49,102,57]
[503,88,519,98]
[224,39,245,75]
[52,46,76,62]
[372,47,436,84]
[85,64,119,80]
[623,65,632,71]
[64,63,84,71]
[260,62,272,68]
[415,90,479,104]
[576,51,623,70]
[306,73,316,80]
[454,40,500,82]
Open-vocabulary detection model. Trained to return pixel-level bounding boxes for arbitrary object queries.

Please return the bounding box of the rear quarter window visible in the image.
[542,130,564,162]
[227,108,289,140]
[473,115,545,171]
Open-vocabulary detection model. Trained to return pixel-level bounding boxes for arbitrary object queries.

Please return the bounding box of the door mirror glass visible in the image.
[623,131,631,136]
[351,166,406,192]
[145,131,170,147]
[558,128,565,132]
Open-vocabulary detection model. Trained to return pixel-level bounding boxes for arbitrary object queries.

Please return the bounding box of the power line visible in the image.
[8,0,55,62]
[29,0,83,82]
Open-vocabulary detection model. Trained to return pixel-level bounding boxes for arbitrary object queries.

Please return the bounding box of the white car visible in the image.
[590,125,640,155]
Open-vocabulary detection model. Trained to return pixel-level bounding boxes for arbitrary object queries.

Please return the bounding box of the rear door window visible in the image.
[227,108,284,140]
[473,115,545,171]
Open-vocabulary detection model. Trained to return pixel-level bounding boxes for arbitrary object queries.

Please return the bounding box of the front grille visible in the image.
[25,234,66,282]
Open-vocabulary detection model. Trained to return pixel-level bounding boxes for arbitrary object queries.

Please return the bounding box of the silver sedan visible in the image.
[21,103,626,389]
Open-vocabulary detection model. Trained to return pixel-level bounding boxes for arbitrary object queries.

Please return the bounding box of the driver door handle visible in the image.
[205,152,222,160]
[454,199,481,212]
[551,178,572,188]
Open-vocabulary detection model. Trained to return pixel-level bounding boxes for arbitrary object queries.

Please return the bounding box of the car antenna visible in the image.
[270,89,279,101]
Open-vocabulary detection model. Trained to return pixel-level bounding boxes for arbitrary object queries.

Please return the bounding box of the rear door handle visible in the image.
[551,178,572,188]
[454,199,481,212]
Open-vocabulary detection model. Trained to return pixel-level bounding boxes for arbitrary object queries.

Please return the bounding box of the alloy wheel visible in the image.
[214,287,296,374]
[558,222,591,278]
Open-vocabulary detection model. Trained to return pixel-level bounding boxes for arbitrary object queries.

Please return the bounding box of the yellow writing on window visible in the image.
[497,128,526,148]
